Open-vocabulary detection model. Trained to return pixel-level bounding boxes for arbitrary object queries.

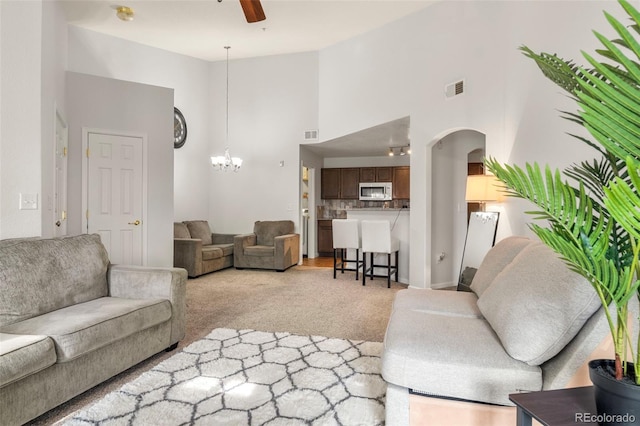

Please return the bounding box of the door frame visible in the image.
[81,127,149,265]
[53,104,68,237]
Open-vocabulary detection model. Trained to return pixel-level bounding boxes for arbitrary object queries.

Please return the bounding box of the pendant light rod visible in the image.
[211,46,242,172]
[225,46,230,148]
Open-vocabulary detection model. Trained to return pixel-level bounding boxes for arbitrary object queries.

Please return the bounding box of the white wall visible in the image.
[68,28,319,236]
[66,72,174,267]
[67,27,213,222]
[41,0,68,238]
[318,0,615,288]
[0,1,42,239]
[207,52,319,234]
[2,1,620,283]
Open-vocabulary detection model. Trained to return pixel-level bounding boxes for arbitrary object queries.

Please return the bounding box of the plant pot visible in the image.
[588,359,640,426]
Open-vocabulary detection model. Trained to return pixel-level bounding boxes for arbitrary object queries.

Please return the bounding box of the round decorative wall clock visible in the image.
[174,107,187,149]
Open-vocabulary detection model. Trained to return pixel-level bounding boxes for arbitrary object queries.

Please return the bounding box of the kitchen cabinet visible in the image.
[360,168,376,182]
[321,168,358,199]
[393,166,410,199]
[321,168,341,199]
[360,167,393,182]
[340,168,360,199]
[322,166,411,200]
[376,167,393,182]
[317,220,334,256]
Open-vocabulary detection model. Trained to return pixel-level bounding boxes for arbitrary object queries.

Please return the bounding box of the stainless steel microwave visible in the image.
[359,182,392,201]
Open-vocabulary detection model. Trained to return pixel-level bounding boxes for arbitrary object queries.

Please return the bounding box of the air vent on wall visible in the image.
[445,79,465,99]
[304,129,319,141]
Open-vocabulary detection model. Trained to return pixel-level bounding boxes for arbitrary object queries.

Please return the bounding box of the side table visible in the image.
[509,386,597,426]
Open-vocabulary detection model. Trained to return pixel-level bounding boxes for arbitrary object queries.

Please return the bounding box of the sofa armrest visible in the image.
[107,265,187,345]
[274,233,300,271]
[212,233,236,245]
[174,238,202,277]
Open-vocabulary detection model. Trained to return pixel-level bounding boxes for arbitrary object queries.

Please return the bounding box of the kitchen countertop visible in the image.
[347,207,409,211]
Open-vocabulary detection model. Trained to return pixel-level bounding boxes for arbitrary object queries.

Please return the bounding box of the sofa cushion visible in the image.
[0,333,56,388]
[184,221,212,246]
[470,236,532,297]
[477,243,601,366]
[214,243,234,257]
[253,221,294,246]
[0,234,109,327]
[202,246,223,261]
[245,245,276,257]
[393,288,482,318]
[381,309,542,406]
[0,297,171,362]
[174,222,191,239]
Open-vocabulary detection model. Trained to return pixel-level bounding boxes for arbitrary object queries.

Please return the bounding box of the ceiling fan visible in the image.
[238,0,266,23]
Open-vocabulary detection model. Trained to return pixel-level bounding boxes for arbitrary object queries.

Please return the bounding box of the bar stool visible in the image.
[332,219,363,280]
[361,220,399,288]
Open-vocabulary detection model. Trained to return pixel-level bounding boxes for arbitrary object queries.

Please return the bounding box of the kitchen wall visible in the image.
[318,0,611,288]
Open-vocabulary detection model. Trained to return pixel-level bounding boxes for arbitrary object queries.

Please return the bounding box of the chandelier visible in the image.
[211,46,243,172]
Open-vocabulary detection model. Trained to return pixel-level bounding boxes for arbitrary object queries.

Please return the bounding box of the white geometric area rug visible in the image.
[63,328,386,426]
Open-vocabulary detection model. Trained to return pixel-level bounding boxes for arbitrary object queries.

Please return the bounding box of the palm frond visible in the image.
[519,46,585,94]
[605,157,640,240]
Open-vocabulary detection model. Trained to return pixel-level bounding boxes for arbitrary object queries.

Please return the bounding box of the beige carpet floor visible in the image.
[29,265,407,425]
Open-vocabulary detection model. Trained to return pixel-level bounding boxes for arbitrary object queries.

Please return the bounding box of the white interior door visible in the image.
[86,131,144,265]
[53,109,68,237]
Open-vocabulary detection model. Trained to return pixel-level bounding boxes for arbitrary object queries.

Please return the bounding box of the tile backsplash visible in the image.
[317,199,410,219]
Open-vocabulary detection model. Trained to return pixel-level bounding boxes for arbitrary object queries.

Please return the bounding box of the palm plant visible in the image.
[486,0,640,385]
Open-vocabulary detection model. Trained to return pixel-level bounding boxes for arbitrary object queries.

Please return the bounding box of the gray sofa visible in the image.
[174,220,235,277]
[382,236,609,425]
[0,234,187,426]
[234,220,300,271]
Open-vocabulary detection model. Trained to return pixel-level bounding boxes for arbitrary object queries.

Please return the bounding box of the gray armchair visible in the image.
[234,220,300,272]
[174,220,235,277]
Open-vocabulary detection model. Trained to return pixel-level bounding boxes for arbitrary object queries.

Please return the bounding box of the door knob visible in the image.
[128,220,141,226]
[55,221,61,227]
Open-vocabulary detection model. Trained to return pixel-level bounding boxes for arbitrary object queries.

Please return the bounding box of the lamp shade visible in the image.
[465,175,501,202]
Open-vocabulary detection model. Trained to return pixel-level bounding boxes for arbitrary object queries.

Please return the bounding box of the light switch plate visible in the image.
[19,193,38,210]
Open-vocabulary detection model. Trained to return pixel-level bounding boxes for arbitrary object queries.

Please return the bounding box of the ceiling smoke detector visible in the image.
[114,5,134,21]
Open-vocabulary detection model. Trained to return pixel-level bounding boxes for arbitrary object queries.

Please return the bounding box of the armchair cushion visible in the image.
[184,220,212,246]
[245,246,276,257]
[254,221,294,246]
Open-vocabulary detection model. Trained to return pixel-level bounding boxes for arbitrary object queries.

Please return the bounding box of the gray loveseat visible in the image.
[382,236,609,425]
[234,220,300,272]
[174,220,235,277]
[0,234,187,426]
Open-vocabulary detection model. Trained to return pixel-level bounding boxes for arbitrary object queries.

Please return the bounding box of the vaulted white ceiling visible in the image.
[60,0,430,157]
[60,0,435,62]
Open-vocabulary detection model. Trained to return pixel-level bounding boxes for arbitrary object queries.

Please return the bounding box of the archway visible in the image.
[429,129,485,288]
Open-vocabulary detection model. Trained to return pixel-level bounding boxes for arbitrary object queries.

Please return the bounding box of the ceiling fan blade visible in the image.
[239,0,266,23]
